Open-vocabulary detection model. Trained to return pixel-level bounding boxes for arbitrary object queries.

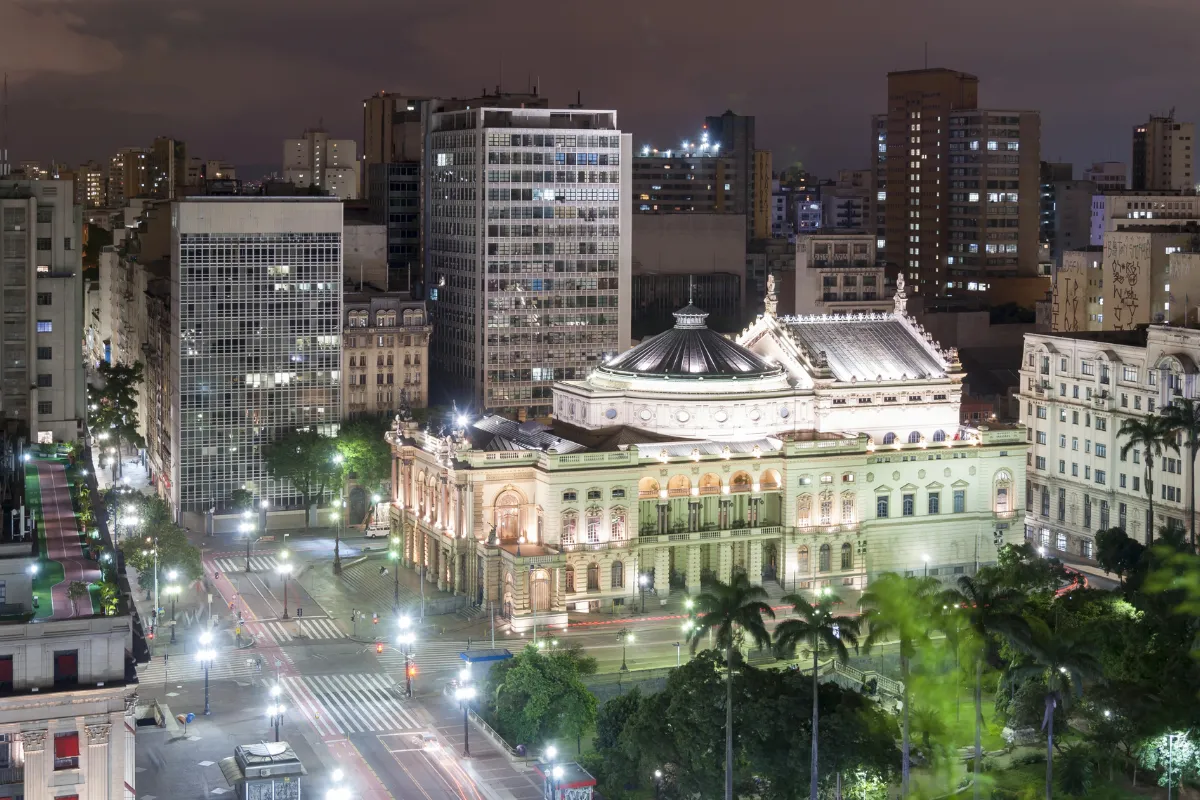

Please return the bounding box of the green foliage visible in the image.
[82,223,112,279]
[88,361,145,453]
[990,543,1066,596]
[590,652,899,800]
[1160,397,1200,550]
[66,581,90,615]
[117,492,202,589]
[1118,413,1177,542]
[337,416,392,494]
[686,572,775,654]
[1094,527,1145,584]
[483,645,597,750]
[228,488,254,513]
[262,429,340,512]
[97,579,120,616]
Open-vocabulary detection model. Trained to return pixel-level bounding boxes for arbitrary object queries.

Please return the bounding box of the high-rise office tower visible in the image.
[426,106,631,418]
[880,68,1041,295]
[1132,113,1194,192]
[165,197,343,512]
[283,129,360,199]
[0,179,86,442]
[74,161,104,208]
[107,147,149,206]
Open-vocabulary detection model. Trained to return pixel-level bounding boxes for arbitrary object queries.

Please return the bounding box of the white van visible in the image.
[364,523,390,539]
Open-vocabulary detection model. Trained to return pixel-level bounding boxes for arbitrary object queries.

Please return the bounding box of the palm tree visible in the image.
[860,573,940,798]
[1119,414,1177,545]
[949,572,1030,800]
[1005,618,1102,800]
[1161,397,1200,551]
[686,573,775,800]
[774,591,861,800]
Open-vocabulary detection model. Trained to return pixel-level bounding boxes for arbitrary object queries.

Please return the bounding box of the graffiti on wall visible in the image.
[1105,236,1151,330]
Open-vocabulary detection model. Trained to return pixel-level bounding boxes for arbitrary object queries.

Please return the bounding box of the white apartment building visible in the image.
[165,197,343,512]
[1132,114,1194,193]
[1089,192,1200,245]
[426,106,632,419]
[794,231,890,316]
[283,130,360,200]
[0,180,86,443]
[1082,161,1128,194]
[1019,325,1200,557]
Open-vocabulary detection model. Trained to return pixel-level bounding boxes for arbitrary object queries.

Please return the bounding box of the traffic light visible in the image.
[372,612,379,625]
[375,641,384,655]
[147,630,154,640]
[406,660,417,679]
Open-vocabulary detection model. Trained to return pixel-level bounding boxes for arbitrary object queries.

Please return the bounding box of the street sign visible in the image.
[207,593,213,603]
[235,626,242,636]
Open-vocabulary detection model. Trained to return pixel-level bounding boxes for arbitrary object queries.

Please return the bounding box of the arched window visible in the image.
[994,470,1013,513]
[699,473,722,495]
[586,507,602,543]
[841,542,853,570]
[565,565,575,593]
[730,472,753,492]
[819,544,832,572]
[561,511,578,546]
[587,562,600,591]
[667,474,691,496]
[610,508,627,541]
[798,546,810,574]
[882,432,897,445]
[496,490,521,542]
[760,469,782,490]
[349,355,357,368]
[386,354,394,366]
[796,494,812,526]
[932,429,947,443]
[639,477,661,499]
[377,354,384,367]
[611,561,624,589]
[908,431,922,444]
[530,568,549,612]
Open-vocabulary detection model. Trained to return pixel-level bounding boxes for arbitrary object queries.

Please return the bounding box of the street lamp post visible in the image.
[1167,732,1181,800]
[277,555,292,619]
[617,628,634,672]
[922,553,930,578]
[545,746,561,800]
[267,685,285,742]
[243,511,253,572]
[142,537,159,635]
[166,571,180,644]
[639,573,649,614]
[328,768,349,800]
[398,615,415,697]
[456,669,475,757]
[333,453,345,574]
[654,769,663,800]
[197,631,215,715]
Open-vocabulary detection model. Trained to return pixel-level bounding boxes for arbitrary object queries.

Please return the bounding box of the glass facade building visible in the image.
[426,108,631,418]
[171,198,342,511]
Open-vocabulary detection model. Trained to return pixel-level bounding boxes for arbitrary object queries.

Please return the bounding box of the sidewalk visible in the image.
[426,691,543,800]
[28,459,101,618]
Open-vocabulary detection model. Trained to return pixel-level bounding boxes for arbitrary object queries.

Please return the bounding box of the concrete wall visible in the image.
[631,214,746,315]
[343,222,388,287]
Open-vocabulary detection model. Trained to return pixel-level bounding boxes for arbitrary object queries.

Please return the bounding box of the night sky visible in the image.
[3,0,1198,178]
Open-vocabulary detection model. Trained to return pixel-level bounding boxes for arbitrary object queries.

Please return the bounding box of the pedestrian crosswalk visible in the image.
[136,654,262,685]
[213,556,279,574]
[259,617,345,643]
[281,672,420,736]
[337,563,401,614]
[377,639,470,675]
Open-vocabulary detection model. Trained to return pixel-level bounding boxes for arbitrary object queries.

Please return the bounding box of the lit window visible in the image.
[36,320,52,333]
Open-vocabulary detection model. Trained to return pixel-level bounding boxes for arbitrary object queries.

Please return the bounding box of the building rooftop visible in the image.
[600,305,783,380]
[782,314,948,382]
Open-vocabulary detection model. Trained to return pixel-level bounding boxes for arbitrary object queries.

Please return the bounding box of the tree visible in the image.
[228,488,254,514]
[948,571,1030,800]
[484,645,597,750]
[1094,527,1146,585]
[88,361,144,476]
[337,416,393,499]
[1119,413,1176,545]
[860,573,940,798]
[1005,617,1103,800]
[67,581,90,616]
[686,573,775,800]
[774,591,861,800]
[262,429,340,523]
[118,494,202,589]
[1161,397,1200,551]
[82,223,112,280]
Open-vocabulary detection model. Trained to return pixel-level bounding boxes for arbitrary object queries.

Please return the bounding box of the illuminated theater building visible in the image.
[387,279,1027,627]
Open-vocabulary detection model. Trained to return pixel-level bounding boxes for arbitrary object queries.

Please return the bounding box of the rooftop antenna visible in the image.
[1,73,8,178]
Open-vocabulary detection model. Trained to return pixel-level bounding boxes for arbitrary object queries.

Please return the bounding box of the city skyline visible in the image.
[2,0,1198,177]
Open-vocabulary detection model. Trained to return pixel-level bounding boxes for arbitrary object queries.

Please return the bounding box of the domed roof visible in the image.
[600,305,784,379]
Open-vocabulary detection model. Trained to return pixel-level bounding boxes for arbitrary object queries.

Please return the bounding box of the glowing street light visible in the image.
[196,631,216,715]
[277,556,293,618]
[617,628,634,672]
[267,685,285,741]
[456,680,476,756]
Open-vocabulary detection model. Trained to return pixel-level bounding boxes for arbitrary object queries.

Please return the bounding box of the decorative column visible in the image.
[20,729,47,800]
[718,542,733,584]
[687,545,702,594]
[654,546,671,600]
[748,540,763,586]
[86,723,112,800]
[656,501,667,535]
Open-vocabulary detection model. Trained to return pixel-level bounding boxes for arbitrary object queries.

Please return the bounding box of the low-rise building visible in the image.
[344,293,430,415]
[1089,192,1200,246]
[794,231,890,316]
[1019,325,1200,556]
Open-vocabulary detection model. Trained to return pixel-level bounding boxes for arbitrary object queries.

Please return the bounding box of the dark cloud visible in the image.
[4,0,1200,176]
